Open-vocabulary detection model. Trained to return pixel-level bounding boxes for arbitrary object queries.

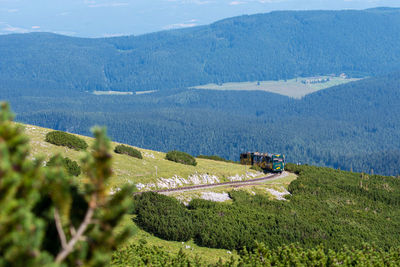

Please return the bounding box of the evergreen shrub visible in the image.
[46,156,81,176]
[166,150,197,166]
[45,130,88,150]
[114,144,142,159]
[133,192,194,241]
[0,103,134,266]
[250,165,264,172]
[197,155,236,163]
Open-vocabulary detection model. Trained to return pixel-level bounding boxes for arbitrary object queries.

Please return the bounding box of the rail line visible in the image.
[134,172,282,195]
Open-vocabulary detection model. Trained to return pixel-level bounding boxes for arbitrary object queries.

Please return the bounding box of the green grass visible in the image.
[22,123,263,190]
[192,76,362,99]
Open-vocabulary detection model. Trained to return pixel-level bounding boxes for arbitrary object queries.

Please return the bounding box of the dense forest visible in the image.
[132,164,400,251]
[3,72,400,176]
[1,8,400,92]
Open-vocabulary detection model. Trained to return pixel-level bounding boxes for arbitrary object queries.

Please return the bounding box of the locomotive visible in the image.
[240,152,285,173]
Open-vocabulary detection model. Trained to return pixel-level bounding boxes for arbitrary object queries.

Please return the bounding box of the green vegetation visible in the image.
[114,144,142,159]
[45,130,88,150]
[166,150,197,166]
[134,164,400,251]
[112,242,400,266]
[134,193,193,241]
[16,119,262,265]
[22,122,262,190]
[0,103,134,266]
[192,76,361,99]
[4,102,400,265]
[197,155,236,163]
[250,165,264,172]
[46,155,81,176]
[120,214,237,265]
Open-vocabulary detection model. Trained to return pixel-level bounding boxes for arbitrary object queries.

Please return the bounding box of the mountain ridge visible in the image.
[1,8,400,92]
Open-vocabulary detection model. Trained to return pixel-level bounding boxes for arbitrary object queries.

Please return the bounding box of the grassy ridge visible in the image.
[23,123,263,190]
[23,122,268,264]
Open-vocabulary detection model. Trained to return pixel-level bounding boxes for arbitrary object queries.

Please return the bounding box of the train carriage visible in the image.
[240,152,285,173]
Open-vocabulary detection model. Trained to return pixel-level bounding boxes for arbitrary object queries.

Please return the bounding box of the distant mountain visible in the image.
[1,8,400,92]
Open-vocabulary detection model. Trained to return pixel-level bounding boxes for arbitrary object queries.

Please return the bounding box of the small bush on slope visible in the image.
[46,156,81,176]
[166,150,197,166]
[114,144,142,159]
[45,130,88,150]
[133,192,194,242]
[197,155,237,164]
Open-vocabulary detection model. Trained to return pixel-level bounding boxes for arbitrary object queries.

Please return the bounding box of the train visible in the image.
[240,152,285,173]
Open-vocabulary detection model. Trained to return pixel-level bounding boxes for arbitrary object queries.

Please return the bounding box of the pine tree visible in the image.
[0,102,134,266]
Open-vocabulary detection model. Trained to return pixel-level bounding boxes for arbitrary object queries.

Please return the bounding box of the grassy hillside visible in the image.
[23,123,263,191]
[23,122,296,264]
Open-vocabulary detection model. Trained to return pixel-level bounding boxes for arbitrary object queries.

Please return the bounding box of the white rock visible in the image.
[227,174,244,181]
[266,187,291,200]
[201,192,231,202]
[144,152,155,159]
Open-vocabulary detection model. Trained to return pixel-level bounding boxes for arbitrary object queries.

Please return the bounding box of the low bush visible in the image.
[197,155,237,164]
[46,156,81,176]
[45,130,88,150]
[112,243,400,266]
[133,165,400,251]
[133,192,194,241]
[166,150,197,166]
[250,165,264,172]
[114,144,142,159]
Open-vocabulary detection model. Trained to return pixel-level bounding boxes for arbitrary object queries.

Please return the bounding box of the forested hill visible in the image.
[2,7,400,92]
[6,71,400,176]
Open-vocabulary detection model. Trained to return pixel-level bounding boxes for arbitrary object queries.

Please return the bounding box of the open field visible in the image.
[92,90,157,95]
[192,76,362,99]
[92,90,134,95]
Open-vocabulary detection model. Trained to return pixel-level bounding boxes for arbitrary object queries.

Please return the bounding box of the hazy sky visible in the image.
[1,0,400,37]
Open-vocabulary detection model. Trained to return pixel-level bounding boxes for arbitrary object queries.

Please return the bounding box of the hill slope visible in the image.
[23,123,263,190]
[1,8,400,92]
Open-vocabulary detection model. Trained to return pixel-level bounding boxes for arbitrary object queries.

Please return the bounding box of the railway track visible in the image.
[134,172,283,195]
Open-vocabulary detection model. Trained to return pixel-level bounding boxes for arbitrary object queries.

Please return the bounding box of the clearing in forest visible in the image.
[192,76,362,99]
